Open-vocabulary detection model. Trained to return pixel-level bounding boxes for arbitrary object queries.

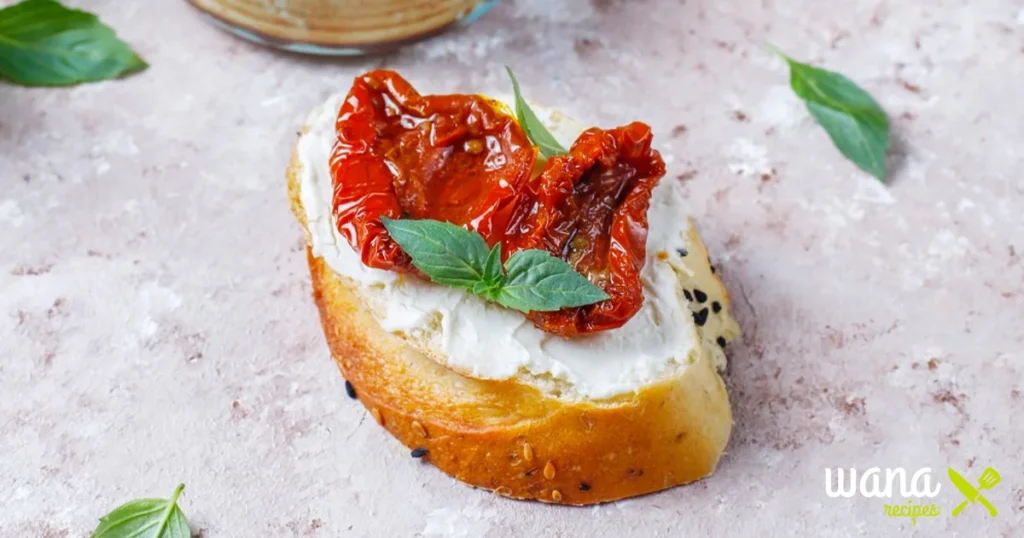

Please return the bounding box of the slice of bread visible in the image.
[286,96,740,505]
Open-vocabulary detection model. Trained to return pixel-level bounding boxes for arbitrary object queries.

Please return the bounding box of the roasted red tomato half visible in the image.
[330,70,537,272]
[329,70,666,336]
[504,124,665,336]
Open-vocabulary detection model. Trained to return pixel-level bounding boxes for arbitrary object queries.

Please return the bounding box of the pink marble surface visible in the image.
[2,0,1023,536]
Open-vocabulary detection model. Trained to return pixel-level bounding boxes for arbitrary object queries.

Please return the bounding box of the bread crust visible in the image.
[288,137,733,505]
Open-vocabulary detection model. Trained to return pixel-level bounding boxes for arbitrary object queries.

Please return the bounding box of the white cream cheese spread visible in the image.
[297,94,712,399]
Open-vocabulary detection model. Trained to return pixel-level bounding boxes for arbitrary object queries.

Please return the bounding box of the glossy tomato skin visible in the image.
[504,123,665,336]
[330,71,665,336]
[330,70,536,272]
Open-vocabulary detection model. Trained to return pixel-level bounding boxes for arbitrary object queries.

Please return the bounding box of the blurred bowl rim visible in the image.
[187,0,499,56]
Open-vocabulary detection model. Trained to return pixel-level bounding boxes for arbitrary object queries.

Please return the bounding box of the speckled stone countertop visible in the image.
[2,0,1023,536]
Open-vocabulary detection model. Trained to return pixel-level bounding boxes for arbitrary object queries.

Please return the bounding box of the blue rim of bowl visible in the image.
[190,0,500,57]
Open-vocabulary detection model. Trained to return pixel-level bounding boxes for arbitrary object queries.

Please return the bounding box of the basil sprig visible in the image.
[773,48,890,181]
[381,217,609,312]
[0,0,147,87]
[90,483,190,538]
[505,66,569,158]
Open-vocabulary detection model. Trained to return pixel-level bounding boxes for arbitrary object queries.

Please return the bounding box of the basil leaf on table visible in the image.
[496,249,610,312]
[380,217,608,312]
[773,48,890,181]
[90,483,190,538]
[0,0,147,87]
[505,66,569,158]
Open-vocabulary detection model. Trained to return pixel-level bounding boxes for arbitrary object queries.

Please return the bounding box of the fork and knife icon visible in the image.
[948,467,1000,517]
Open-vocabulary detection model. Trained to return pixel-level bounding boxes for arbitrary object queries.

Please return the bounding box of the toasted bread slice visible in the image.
[286,96,739,504]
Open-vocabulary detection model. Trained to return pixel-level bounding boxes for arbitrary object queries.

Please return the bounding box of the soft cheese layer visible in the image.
[298,94,728,399]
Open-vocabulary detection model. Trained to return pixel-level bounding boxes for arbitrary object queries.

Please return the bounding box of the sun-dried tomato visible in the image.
[330,71,665,336]
[503,123,665,336]
[330,70,536,272]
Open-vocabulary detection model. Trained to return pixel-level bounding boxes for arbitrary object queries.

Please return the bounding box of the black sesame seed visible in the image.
[693,289,708,303]
[710,264,716,274]
[717,336,727,348]
[693,308,709,327]
[411,447,428,458]
[683,289,693,301]
[712,301,722,313]
[344,380,357,399]
[579,482,592,492]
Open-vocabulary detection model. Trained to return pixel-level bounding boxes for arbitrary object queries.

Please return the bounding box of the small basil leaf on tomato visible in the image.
[505,66,569,159]
[481,243,503,284]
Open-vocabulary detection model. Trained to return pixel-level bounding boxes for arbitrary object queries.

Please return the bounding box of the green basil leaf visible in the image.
[380,217,491,291]
[481,242,503,285]
[381,217,608,312]
[90,484,190,538]
[505,66,568,158]
[496,250,610,312]
[0,0,147,87]
[471,279,501,300]
[473,243,504,300]
[775,49,890,181]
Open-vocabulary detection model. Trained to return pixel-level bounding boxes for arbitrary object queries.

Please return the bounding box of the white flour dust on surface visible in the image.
[421,497,498,538]
[0,199,25,228]
[726,138,772,177]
